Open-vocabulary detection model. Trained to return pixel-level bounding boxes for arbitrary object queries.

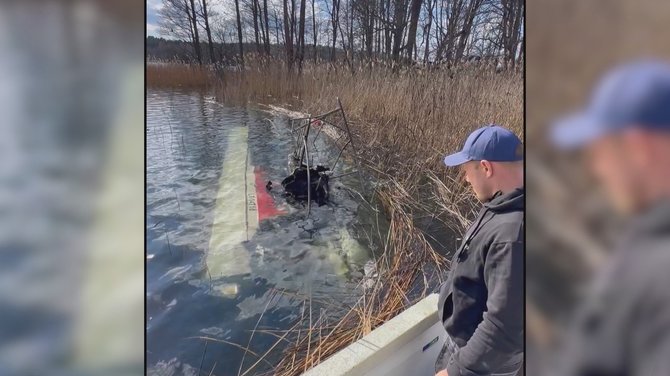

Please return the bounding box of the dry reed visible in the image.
[147,62,215,88]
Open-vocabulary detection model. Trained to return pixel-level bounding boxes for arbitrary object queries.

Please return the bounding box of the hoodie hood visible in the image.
[484,187,524,213]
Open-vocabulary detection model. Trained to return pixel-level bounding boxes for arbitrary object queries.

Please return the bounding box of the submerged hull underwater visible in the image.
[206,126,284,279]
[204,122,373,299]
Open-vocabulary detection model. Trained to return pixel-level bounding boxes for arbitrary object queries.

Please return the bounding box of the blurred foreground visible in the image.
[0,1,143,374]
[527,0,670,374]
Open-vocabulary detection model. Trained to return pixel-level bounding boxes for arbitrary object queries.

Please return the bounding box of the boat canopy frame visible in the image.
[287,98,365,216]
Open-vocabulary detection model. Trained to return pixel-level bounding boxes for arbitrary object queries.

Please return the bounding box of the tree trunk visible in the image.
[384,0,392,57]
[179,0,197,61]
[454,0,483,63]
[331,0,340,61]
[252,0,261,53]
[200,0,215,64]
[234,0,244,68]
[376,0,383,57]
[423,0,433,63]
[312,0,318,63]
[405,0,423,62]
[298,0,307,72]
[391,0,408,64]
[274,9,282,45]
[284,0,295,70]
[501,0,523,67]
[364,0,374,59]
[291,0,297,49]
[348,0,354,65]
[443,0,464,63]
[258,0,267,53]
[188,0,202,64]
[264,0,271,54]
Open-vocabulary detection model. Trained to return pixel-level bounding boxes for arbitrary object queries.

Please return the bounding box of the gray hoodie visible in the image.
[552,200,670,376]
[437,188,525,375]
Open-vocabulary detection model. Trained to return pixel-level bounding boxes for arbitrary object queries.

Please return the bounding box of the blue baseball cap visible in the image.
[443,125,523,167]
[552,60,670,149]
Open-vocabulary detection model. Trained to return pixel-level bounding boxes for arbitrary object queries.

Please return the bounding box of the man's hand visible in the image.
[435,370,449,376]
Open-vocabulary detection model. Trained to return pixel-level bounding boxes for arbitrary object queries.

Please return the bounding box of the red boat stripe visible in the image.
[254,166,285,221]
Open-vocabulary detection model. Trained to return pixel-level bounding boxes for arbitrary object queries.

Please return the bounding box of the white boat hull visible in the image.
[207,127,259,278]
[303,294,445,376]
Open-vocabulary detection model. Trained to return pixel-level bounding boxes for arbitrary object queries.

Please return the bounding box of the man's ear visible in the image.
[480,160,493,177]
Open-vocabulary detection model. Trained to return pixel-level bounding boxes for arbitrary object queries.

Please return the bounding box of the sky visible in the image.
[146,0,162,37]
[146,0,238,39]
[147,0,306,40]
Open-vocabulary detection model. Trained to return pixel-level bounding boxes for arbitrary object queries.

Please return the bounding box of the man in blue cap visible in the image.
[435,125,524,376]
[550,61,670,375]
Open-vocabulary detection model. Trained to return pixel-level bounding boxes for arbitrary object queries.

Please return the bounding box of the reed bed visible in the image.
[147,58,522,375]
[264,185,449,376]
[147,62,214,88]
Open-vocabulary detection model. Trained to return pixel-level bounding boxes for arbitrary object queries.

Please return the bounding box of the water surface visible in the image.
[146,90,377,375]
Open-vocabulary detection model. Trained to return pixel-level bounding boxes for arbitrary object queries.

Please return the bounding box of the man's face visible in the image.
[461,160,493,202]
[585,133,644,214]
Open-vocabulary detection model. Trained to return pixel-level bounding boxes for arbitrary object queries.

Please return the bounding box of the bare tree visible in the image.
[453,0,484,62]
[273,8,283,45]
[211,14,232,63]
[251,0,261,52]
[422,0,434,63]
[199,0,216,64]
[157,0,201,64]
[187,0,202,64]
[348,0,354,63]
[312,0,318,63]
[391,0,409,64]
[157,0,524,72]
[158,0,190,41]
[264,0,271,54]
[384,0,391,57]
[284,0,295,70]
[257,0,267,53]
[329,0,341,62]
[353,0,374,60]
[405,0,423,62]
[291,0,297,51]
[500,0,523,67]
[235,0,245,67]
[298,0,307,72]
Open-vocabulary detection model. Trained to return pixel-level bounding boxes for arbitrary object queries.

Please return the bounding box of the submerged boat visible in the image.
[302,294,445,376]
[206,126,286,279]
[204,125,369,288]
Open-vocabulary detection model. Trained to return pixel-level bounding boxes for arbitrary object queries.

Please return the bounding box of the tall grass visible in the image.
[147,58,523,375]
[146,62,214,88]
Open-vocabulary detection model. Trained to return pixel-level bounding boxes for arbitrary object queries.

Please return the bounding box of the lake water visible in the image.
[146,90,379,375]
